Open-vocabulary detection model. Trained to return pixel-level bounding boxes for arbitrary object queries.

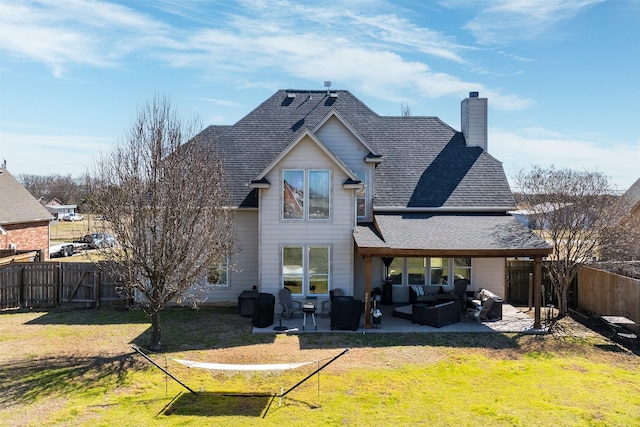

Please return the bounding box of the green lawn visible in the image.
[0,307,638,426]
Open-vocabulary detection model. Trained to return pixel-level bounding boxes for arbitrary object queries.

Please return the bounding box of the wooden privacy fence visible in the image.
[506,260,557,306]
[0,262,128,310]
[578,265,640,323]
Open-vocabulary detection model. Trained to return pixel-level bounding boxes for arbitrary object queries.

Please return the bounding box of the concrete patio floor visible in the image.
[252,302,548,335]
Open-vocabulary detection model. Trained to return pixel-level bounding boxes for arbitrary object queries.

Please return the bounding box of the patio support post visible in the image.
[534,256,542,329]
[364,255,372,329]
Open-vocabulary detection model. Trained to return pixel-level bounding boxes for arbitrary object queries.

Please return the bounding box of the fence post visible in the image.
[56,262,61,307]
[528,272,533,311]
[95,269,100,308]
[19,264,25,309]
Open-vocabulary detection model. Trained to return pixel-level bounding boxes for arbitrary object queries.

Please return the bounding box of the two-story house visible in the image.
[193,89,552,327]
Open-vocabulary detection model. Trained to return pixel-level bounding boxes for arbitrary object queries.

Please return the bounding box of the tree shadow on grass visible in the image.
[22,307,149,325]
[20,306,279,351]
[0,352,140,408]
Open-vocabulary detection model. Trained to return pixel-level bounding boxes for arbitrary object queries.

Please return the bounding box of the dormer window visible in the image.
[283,169,330,220]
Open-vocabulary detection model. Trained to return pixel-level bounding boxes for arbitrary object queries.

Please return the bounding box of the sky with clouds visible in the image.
[0,0,638,191]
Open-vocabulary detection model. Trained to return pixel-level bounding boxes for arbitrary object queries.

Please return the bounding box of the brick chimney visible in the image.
[461,91,488,151]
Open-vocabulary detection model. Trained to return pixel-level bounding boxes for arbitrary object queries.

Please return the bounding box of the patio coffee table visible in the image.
[412,300,460,328]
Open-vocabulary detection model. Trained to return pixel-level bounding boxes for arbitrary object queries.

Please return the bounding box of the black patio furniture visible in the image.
[330,296,363,331]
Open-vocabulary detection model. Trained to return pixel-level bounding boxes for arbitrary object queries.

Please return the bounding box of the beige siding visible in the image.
[472,258,506,297]
[316,117,370,169]
[316,116,375,222]
[352,256,508,303]
[199,210,259,303]
[259,134,355,299]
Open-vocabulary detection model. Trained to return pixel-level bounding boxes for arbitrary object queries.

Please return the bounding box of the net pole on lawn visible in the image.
[278,348,349,399]
[131,344,198,395]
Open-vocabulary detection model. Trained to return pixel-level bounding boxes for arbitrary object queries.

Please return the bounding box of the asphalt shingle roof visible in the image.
[196,89,515,210]
[0,168,52,224]
[370,213,551,252]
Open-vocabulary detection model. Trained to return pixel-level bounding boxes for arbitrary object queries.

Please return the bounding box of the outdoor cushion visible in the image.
[411,285,424,296]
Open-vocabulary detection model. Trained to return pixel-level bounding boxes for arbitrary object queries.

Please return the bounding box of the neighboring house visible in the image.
[192,89,551,326]
[0,167,52,258]
[509,202,575,230]
[44,198,78,220]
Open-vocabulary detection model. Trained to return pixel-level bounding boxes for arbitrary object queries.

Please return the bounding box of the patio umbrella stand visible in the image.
[273,316,289,331]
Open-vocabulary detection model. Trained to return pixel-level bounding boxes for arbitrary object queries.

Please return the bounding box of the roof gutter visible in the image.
[373,206,516,213]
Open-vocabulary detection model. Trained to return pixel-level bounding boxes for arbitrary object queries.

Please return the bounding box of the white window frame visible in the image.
[282,245,331,296]
[282,169,331,221]
[385,257,473,287]
[207,257,229,288]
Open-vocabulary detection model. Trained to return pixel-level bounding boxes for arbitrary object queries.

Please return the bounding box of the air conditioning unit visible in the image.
[8,243,16,249]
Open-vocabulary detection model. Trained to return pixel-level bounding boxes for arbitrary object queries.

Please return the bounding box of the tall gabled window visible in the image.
[283,170,330,220]
[309,171,330,219]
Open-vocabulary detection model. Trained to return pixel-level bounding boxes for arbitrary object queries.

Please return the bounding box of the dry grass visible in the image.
[1,306,638,426]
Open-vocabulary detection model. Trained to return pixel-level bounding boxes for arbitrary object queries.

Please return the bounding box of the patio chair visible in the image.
[278,288,302,320]
[450,278,469,310]
[466,296,494,322]
[321,288,345,317]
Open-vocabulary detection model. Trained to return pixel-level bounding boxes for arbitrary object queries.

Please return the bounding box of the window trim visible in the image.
[386,257,473,287]
[281,244,331,296]
[207,257,229,288]
[282,169,331,221]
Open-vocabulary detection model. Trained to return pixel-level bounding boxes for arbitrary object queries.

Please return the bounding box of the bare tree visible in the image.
[87,94,235,351]
[18,173,87,206]
[514,165,628,316]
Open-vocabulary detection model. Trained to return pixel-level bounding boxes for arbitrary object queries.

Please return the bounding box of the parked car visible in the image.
[82,232,117,249]
[61,213,83,222]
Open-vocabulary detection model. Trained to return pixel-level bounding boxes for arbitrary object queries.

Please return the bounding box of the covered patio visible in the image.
[353,213,553,330]
[252,302,545,334]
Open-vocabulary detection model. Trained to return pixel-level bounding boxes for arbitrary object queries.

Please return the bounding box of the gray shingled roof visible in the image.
[0,168,52,224]
[196,89,515,210]
[354,214,552,256]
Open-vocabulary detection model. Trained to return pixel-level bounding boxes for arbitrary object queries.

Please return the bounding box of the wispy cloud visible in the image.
[0,0,172,76]
[0,0,531,110]
[455,0,605,45]
[192,97,243,108]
